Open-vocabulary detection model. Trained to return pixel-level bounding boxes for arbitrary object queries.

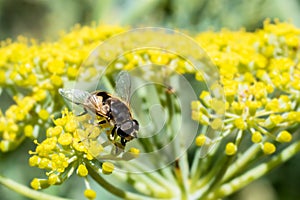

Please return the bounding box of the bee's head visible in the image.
[119,119,139,139]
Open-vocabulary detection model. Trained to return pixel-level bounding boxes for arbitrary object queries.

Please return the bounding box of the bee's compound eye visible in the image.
[119,120,138,138]
[129,120,139,138]
[120,121,132,133]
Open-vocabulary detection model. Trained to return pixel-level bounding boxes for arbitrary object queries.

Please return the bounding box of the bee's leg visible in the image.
[98,120,106,125]
[121,138,127,146]
[111,143,123,156]
[115,129,127,147]
[110,126,117,141]
[101,141,111,147]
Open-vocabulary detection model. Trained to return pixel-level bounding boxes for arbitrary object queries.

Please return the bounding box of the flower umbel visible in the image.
[28,108,139,196]
[0,21,300,200]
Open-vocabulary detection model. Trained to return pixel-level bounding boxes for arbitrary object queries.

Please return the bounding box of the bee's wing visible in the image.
[115,71,131,104]
[59,88,92,105]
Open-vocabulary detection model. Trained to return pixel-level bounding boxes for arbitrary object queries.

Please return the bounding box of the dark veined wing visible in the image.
[58,88,92,105]
[115,71,131,104]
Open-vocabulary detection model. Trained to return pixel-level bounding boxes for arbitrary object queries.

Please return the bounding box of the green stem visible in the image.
[164,86,190,198]
[199,155,233,200]
[190,148,202,183]
[190,128,233,193]
[85,160,168,200]
[222,142,261,182]
[85,160,126,198]
[191,147,234,200]
[124,161,177,191]
[207,140,300,199]
[222,135,273,183]
[182,154,191,199]
[234,129,243,146]
[190,148,216,191]
[0,175,71,200]
[159,166,177,185]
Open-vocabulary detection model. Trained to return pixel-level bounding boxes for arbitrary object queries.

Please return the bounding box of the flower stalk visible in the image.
[206,140,300,199]
[0,175,71,200]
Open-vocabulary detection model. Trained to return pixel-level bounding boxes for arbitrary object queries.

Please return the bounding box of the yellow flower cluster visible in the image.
[28,108,139,196]
[28,109,94,189]
[0,25,125,152]
[192,19,300,155]
[0,24,196,154]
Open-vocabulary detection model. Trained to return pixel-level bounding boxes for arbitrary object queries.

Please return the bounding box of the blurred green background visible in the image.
[0,0,300,199]
[1,0,300,40]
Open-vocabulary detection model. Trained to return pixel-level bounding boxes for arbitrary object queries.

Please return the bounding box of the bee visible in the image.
[58,71,139,148]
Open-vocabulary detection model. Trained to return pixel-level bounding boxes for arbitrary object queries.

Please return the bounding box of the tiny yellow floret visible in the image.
[191,111,210,125]
[85,140,103,158]
[29,155,40,167]
[47,126,63,137]
[263,114,284,128]
[225,142,237,156]
[211,98,226,115]
[24,125,34,137]
[30,178,41,190]
[195,72,204,81]
[77,164,88,177]
[234,118,247,130]
[67,67,78,79]
[199,91,211,106]
[48,173,60,185]
[195,134,206,146]
[129,147,140,157]
[52,116,67,126]
[102,162,114,174]
[191,101,201,110]
[38,109,49,121]
[58,133,73,146]
[64,118,78,133]
[232,102,245,115]
[211,118,223,130]
[84,189,97,200]
[50,75,63,87]
[246,101,259,116]
[38,158,50,169]
[270,114,283,124]
[33,89,47,102]
[72,137,86,152]
[262,142,276,154]
[276,130,292,143]
[251,131,262,143]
